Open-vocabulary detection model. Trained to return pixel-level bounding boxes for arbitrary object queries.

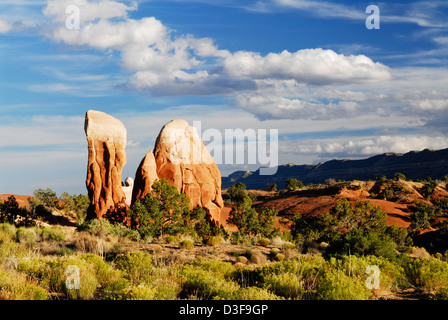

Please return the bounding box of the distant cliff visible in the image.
[222,148,448,190]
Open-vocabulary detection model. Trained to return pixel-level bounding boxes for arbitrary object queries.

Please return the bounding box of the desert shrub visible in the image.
[274,253,285,262]
[36,227,65,242]
[264,273,303,299]
[0,267,48,300]
[81,254,126,293]
[0,226,30,258]
[246,249,267,265]
[114,251,152,284]
[104,283,156,300]
[0,223,16,237]
[17,256,99,299]
[328,255,408,291]
[236,256,248,264]
[266,183,277,192]
[188,258,235,277]
[14,227,39,247]
[314,267,371,300]
[404,257,448,294]
[258,238,270,247]
[164,235,180,244]
[205,235,223,246]
[79,219,140,241]
[179,263,239,299]
[230,286,282,300]
[179,239,194,250]
[74,232,106,256]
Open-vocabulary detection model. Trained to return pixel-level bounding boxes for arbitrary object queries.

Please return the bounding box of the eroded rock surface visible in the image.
[151,119,224,222]
[84,110,127,221]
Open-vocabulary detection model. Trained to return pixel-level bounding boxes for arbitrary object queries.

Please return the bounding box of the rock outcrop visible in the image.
[84,110,128,221]
[131,150,159,205]
[84,111,224,225]
[122,177,134,206]
[150,119,224,223]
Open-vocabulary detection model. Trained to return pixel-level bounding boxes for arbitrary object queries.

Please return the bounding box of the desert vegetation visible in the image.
[0,175,448,300]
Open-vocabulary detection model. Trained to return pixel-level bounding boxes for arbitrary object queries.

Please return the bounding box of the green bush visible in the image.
[404,257,448,294]
[79,219,140,241]
[105,284,156,300]
[179,265,239,300]
[205,235,223,246]
[36,227,65,241]
[264,273,303,299]
[179,239,194,250]
[15,227,39,246]
[314,264,372,300]
[230,286,282,300]
[114,251,152,284]
[0,267,48,300]
[164,235,180,244]
[258,238,270,247]
[17,256,99,300]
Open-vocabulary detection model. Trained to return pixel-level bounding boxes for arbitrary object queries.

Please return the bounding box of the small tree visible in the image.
[394,173,406,181]
[129,179,190,239]
[285,178,299,191]
[266,183,277,192]
[257,207,280,238]
[0,195,20,223]
[227,183,247,204]
[33,188,59,209]
[226,195,259,236]
[60,192,90,224]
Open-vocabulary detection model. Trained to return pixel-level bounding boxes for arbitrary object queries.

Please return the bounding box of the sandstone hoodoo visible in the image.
[84,110,128,221]
[131,150,159,205]
[150,119,224,223]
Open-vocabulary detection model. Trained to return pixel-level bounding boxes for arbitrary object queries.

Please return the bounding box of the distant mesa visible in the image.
[84,111,223,224]
[222,147,448,190]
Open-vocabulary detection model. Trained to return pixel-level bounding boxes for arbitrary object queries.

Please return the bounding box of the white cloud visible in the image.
[234,94,360,120]
[0,19,11,33]
[280,135,448,158]
[224,49,392,85]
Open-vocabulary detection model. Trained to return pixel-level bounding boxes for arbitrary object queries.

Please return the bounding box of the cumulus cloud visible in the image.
[224,49,392,85]
[39,0,448,127]
[42,0,391,97]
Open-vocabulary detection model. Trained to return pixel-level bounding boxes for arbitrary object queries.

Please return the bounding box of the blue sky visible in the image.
[1,0,448,195]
